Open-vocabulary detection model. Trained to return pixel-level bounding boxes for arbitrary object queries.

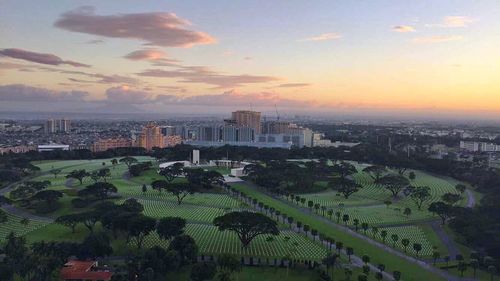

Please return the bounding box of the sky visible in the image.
[1,0,500,119]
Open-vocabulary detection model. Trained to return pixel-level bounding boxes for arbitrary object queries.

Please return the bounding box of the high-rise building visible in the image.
[44,118,71,134]
[45,119,56,134]
[230,110,261,134]
[137,123,165,151]
[58,118,71,133]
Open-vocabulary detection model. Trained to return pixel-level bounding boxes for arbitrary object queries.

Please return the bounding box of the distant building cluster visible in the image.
[460,141,500,152]
[44,118,71,134]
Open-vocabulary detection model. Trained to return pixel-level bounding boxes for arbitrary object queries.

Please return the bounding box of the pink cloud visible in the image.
[0,48,90,67]
[392,25,416,33]
[124,49,167,61]
[137,68,280,88]
[412,35,463,44]
[300,33,342,42]
[54,6,216,48]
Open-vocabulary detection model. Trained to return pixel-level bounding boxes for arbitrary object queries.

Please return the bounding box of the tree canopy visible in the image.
[213,211,279,248]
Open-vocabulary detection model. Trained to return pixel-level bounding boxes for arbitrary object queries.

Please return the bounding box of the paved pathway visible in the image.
[465,189,476,208]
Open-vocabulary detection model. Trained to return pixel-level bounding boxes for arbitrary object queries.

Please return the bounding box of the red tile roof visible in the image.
[60,260,113,281]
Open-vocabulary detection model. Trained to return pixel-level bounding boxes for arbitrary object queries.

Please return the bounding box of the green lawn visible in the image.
[231,182,446,281]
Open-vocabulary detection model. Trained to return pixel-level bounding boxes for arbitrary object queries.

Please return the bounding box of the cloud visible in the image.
[393,25,416,33]
[54,6,216,48]
[427,16,476,28]
[412,35,463,44]
[155,90,315,108]
[137,68,280,88]
[86,39,104,44]
[276,83,310,88]
[0,84,89,101]
[0,48,90,67]
[300,33,342,42]
[124,49,167,61]
[442,16,475,28]
[104,85,153,104]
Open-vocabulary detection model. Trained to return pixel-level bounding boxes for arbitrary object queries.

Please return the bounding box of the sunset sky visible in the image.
[1,0,500,118]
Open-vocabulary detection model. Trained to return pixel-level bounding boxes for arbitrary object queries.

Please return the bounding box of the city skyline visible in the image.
[1,1,500,119]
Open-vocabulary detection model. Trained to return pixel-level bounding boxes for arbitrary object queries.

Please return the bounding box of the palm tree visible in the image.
[361,223,369,235]
[353,219,360,231]
[322,253,339,280]
[401,239,410,253]
[327,209,333,220]
[413,243,422,257]
[371,226,379,238]
[346,247,354,262]
[342,214,350,226]
[380,230,388,244]
[391,234,399,248]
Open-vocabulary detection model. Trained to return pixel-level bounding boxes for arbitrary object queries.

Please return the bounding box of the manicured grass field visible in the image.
[0,213,48,240]
[143,223,327,260]
[231,182,446,281]
[116,198,240,223]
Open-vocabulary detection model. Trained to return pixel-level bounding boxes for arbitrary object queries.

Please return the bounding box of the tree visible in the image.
[455,184,466,194]
[50,168,62,178]
[121,198,144,213]
[431,250,441,266]
[391,234,399,248]
[408,186,431,210]
[457,261,467,277]
[441,192,462,206]
[65,169,89,185]
[346,247,354,262]
[361,222,369,235]
[55,214,80,233]
[127,215,157,249]
[78,232,113,259]
[487,265,496,281]
[78,211,101,233]
[380,230,388,244]
[78,182,117,200]
[2,232,28,279]
[190,262,217,281]
[330,178,362,199]
[32,190,63,205]
[157,217,186,241]
[384,200,392,209]
[353,219,360,231]
[376,174,410,198]
[322,253,339,280]
[408,171,416,181]
[470,258,479,278]
[362,165,387,182]
[159,162,184,183]
[142,184,147,193]
[120,156,138,168]
[362,254,370,265]
[393,271,402,281]
[111,158,118,168]
[213,211,279,248]
[0,209,8,224]
[401,238,410,253]
[217,254,242,281]
[151,179,168,194]
[342,214,350,225]
[413,243,422,257]
[403,207,412,217]
[168,234,198,264]
[371,226,379,238]
[428,201,452,225]
[97,168,111,182]
[167,182,197,205]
